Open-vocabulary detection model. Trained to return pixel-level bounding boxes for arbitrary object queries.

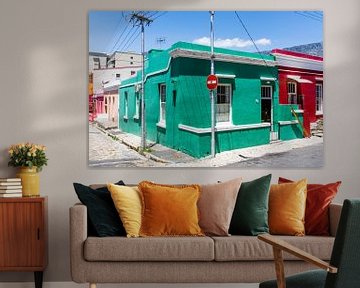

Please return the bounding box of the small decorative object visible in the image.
[8,143,48,197]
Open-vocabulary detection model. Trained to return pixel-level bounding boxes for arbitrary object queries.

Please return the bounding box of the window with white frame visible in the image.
[287,81,297,104]
[216,84,231,123]
[124,91,128,118]
[135,92,140,118]
[159,84,166,124]
[316,83,323,114]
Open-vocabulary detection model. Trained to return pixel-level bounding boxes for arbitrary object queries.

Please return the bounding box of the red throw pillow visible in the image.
[278,177,341,236]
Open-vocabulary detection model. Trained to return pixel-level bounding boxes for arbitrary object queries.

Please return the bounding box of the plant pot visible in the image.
[16,167,40,197]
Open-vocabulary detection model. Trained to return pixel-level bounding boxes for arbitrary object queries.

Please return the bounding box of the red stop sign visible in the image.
[206,74,218,90]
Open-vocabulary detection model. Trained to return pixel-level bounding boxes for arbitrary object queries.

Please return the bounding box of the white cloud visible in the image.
[193,37,271,49]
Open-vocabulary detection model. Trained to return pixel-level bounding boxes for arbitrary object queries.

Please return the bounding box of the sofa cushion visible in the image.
[138,181,203,237]
[107,184,142,238]
[229,174,271,236]
[279,177,341,236]
[269,179,307,236]
[212,235,334,261]
[73,181,126,237]
[198,178,242,236]
[84,236,214,261]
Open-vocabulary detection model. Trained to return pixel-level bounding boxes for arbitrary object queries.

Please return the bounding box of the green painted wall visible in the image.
[279,123,303,140]
[119,41,302,158]
[178,130,207,157]
[277,104,304,140]
[177,126,271,158]
[118,86,141,135]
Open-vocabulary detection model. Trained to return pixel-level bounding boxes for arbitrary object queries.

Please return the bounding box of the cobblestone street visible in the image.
[88,124,161,167]
[89,123,323,168]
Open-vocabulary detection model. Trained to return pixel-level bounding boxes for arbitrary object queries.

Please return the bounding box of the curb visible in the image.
[94,123,172,164]
[144,152,172,164]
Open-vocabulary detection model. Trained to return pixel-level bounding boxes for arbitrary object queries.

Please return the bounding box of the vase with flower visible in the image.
[8,143,48,197]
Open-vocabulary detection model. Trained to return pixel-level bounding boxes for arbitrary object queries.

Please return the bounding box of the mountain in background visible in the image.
[284,42,323,57]
[263,42,323,57]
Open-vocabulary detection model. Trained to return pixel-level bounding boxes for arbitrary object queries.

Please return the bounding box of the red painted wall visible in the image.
[277,67,323,135]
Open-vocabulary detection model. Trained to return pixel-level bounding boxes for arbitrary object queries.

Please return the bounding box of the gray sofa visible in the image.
[70,202,342,288]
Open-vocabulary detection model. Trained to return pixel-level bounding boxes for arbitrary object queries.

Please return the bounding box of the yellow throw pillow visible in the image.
[138,181,204,237]
[269,179,307,236]
[107,183,142,238]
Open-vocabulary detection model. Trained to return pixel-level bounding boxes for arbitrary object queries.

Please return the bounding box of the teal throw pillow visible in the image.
[229,174,272,236]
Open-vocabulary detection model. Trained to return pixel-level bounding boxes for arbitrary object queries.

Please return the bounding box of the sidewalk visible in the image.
[97,123,323,167]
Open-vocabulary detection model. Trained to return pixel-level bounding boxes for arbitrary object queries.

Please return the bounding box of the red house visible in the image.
[272,49,323,135]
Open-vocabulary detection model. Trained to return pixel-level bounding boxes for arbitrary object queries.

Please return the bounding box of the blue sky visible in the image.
[89,11,323,54]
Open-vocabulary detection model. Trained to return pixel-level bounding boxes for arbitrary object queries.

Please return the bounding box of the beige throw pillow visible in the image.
[198,178,242,236]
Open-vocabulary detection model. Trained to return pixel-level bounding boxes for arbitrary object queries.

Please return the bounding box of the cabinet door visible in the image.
[0,202,45,268]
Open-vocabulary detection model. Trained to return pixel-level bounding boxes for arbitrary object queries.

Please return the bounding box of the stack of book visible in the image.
[0,178,22,197]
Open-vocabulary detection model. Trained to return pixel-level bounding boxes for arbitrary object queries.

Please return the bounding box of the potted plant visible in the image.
[8,143,48,197]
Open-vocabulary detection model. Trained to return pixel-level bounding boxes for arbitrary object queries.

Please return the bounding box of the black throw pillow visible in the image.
[73,181,126,237]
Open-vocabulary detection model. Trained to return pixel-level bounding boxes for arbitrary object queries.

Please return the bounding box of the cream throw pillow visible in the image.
[107,183,142,237]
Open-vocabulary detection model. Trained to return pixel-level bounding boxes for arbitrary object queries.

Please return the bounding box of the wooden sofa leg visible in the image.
[89,283,96,288]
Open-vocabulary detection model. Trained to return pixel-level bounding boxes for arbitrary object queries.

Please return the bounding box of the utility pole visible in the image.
[130,13,152,150]
[210,11,216,158]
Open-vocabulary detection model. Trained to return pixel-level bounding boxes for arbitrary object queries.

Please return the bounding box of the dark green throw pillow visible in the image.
[229,174,272,236]
[73,181,126,237]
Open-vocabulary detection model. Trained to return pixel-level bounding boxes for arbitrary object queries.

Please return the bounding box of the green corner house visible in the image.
[119,42,303,158]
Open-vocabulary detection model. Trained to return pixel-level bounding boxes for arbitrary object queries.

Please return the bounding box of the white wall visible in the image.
[0,0,359,283]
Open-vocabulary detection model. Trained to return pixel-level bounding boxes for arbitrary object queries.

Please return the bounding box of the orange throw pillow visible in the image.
[138,181,204,237]
[269,179,307,236]
[279,177,341,236]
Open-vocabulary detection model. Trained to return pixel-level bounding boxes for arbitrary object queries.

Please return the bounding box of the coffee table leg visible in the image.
[34,271,43,288]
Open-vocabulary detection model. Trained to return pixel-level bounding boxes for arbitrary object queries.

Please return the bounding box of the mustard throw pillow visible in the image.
[138,181,204,237]
[107,183,142,238]
[269,179,307,236]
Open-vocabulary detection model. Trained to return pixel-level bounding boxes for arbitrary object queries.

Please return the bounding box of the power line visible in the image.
[234,11,278,80]
[295,11,322,22]
[109,21,132,53]
[307,11,323,19]
[144,11,160,19]
[122,29,142,52]
[117,26,140,52]
[313,11,323,16]
[152,11,167,21]
[303,11,323,20]
[113,25,139,52]
[130,12,153,27]
[112,11,166,54]
[105,12,127,53]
